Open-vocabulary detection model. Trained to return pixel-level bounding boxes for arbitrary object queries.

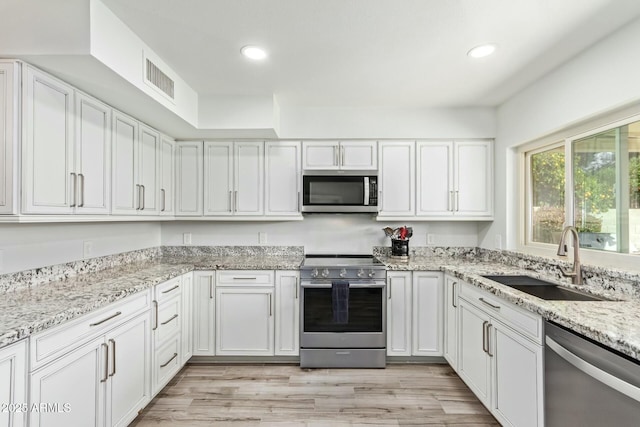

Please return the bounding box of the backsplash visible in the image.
[373,246,479,259]
[161,246,304,257]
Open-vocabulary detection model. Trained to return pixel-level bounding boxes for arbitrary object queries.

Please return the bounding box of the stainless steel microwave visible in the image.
[301,170,378,213]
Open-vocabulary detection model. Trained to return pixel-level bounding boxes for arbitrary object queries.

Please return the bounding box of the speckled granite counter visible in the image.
[379,253,640,361]
[0,249,304,349]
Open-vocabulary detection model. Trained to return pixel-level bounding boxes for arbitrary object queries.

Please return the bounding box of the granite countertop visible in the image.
[0,255,304,349]
[380,255,640,360]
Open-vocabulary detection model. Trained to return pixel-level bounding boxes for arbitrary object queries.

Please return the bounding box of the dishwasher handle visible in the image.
[546,336,640,403]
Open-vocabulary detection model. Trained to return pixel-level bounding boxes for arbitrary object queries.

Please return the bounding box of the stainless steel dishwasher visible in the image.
[545,321,640,426]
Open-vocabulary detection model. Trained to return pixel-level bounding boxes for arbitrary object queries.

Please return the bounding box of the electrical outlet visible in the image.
[427,234,435,245]
[183,233,192,245]
[259,232,267,244]
[83,241,93,258]
[495,234,502,250]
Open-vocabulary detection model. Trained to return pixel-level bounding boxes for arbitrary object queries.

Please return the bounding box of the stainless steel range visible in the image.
[299,255,387,368]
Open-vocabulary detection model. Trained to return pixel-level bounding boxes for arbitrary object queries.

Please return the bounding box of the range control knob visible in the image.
[357,269,365,278]
[321,268,330,278]
[368,270,376,278]
[311,269,319,278]
[339,268,347,278]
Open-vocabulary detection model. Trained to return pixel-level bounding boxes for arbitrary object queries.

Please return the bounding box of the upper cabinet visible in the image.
[416,140,493,219]
[175,141,203,216]
[0,61,19,215]
[159,134,175,216]
[265,141,301,216]
[378,141,415,216]
[302,141,377,170]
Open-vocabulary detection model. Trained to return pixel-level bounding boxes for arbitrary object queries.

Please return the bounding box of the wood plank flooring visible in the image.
[130,364,499,426]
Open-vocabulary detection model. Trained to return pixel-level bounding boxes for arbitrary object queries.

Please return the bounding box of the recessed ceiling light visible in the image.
[241,45,268,60]
[467,44,496,59]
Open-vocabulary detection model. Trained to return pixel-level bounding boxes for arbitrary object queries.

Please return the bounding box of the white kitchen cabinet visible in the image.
[265,141,301,216]
[29,309,151,427]
[235,142,264,215]
[204,141,233,215]
[411,272,443,356]
[21,65,75,214]
[416,140,493,218]
[0,339,27,427]
[378,141,415,216]
[175,141,203,216]
[215,270,274,356]
[386,271,412,356]
[181,273,194,362]
[137,124,160,215]
[0,61,20,215]
[275,271,299,356]
[192,272,215,356]
[159,134,175,215]
[302,141,377,170]
[443,275,459,370]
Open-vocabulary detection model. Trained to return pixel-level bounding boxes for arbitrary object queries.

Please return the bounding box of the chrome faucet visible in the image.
[557,226,582,285]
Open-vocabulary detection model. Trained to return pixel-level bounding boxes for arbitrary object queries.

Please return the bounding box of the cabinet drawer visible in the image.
[216,270,274,286]
[459,281,542,344]
[31,290,151,370]
[155,276,182,302]
[154,296,181,346]
[153,334,181,395]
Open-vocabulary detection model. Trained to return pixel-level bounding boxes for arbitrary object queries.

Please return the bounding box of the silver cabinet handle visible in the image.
[387,278,391,299]
[546,336,640,401]
[334,146,338,166]
[455,190,459,212]
[452,282,457,308]
[108,338,116,377]
[297,191,301,211]
[70,173,77,207]
[90,311,122,327]
[78,173,85,207]
[136,184,141,210]
[482,321,489,354]
[378,190,383,212]
[479,297,500,310]
[234,190,238,212]
[152,301,158,330]
[228,191,232,212]
[140,185,145,210]
[160,352,178,368]
[269,293,272,316]
[295,277,298,299]
[101,343,109,382]
[341,145,345,166]
[233,277,257,280]
[487,324,494,357]
[448,190,453,212]
[209,280,214,299]
[161,314,179,326]
[161,285,180,294]
[161,189,166,212]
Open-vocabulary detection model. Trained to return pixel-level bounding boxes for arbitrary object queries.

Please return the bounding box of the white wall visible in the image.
[161,217,479,254]
[0,222,161,274]
[481,15,640,251]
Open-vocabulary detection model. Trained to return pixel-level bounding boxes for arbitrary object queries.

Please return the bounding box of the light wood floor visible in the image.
[130,363,499,426]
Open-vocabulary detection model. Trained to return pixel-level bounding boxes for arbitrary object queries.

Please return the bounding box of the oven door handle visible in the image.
[300,282,386,289]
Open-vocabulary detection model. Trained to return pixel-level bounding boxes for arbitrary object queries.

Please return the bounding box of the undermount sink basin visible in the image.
[481,275,611,301]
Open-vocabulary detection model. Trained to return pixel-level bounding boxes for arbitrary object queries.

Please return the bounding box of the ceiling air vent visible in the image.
[145,58,175,100]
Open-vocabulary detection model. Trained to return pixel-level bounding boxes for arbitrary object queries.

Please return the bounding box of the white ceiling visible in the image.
[101,0,640,109]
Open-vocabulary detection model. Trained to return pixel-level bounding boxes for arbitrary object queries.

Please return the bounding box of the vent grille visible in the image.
[145,58,174,99]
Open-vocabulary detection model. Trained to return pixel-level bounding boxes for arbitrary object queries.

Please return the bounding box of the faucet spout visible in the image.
[557,226,582,285]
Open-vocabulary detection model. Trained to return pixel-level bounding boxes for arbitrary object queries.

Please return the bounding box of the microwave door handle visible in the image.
[363,177,370,206]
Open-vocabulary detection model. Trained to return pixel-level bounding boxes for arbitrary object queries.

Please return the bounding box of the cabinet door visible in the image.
[339,141,377,170]
[159,134,175,216]
[378,141,415,216]
[416,141,453,216]
[111,112,138,215]
[412,272,443,356]
[0,340,27,427]
[175,141,203,216]
[265,141,301,216]
[192,272,215,356]
[234,141,264,215]
[215,287,274,356]
[492,321,543,427]
[457,299,491,407]
[29,337,105,427]
[75,92,111,214]
[0,61,19,215]
[203,142,233,215]
[138,124,160,214]
[302,141,339,170]
[443,275,459,370]
[386,272,412,356]
[106,312,151,427]
[181,273,194,362]
[275,271,299,356]
[22,66,74,214]
[455,140,493,217]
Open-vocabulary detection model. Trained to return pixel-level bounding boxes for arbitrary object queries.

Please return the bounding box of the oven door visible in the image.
[300,281,386,348]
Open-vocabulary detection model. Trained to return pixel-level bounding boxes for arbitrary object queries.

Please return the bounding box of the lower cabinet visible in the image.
[181,273,194,361]
[192,272,215,356]
[386,271,443,357]
[274,271,300,356]
[443,275,458,369]
[0,340,27,427]
[456,280,544,427]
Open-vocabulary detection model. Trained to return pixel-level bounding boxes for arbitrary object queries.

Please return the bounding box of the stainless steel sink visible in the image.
[481,275,611,301]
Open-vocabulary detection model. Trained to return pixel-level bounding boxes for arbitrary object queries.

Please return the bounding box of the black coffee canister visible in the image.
[391,239,409,257]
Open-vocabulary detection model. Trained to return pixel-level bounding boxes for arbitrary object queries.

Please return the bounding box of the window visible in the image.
[525,117,640,255]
